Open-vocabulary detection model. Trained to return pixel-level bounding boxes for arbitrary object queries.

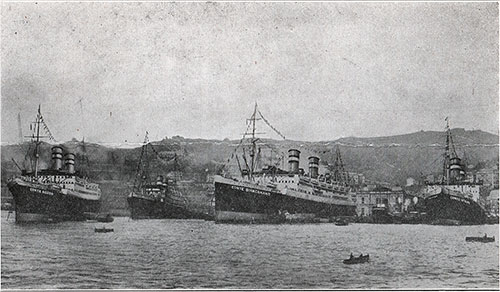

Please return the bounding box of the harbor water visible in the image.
[1,214,498,289]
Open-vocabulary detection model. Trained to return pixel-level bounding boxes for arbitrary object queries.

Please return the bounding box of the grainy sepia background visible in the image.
[1,1,498,289]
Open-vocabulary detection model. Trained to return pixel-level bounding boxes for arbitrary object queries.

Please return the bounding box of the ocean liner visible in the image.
[420,118,487,224]
[7,106,101,223]
[214,103,357,223]
[127,133,201,219]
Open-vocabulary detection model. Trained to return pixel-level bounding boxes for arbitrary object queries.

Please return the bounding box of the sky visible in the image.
[1,2,498,145]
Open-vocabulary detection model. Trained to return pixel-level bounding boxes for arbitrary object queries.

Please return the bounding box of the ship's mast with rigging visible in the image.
[132,131,180,192]
[248,102,259,180]
[29,105,55,177]
[133,132,150,192]
[332,145,350,185]
[443,119,450,184]
[33,106,42,177]
[442,117,460,184]
[226,102,286,180]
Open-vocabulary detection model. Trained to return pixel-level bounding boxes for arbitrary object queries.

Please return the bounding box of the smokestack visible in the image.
[449,157,463,181]
[64,153,75,174]
[288,149,300,173]
[308,156,319,179]
[51,146,64,170]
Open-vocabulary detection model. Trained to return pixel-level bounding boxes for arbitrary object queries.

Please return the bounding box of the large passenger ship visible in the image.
[420,118,487,224]
[214,104,356,223]
[7,106,101,223]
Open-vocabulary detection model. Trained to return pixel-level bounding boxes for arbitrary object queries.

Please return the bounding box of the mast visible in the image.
[332,144,350,185]
[133,132,149,192]
[25,105,54,175]
[145,137,150,184]
[17,112,23,144]
[249,102,258,180]
[443,117,459,184]
[222,102,286,180]
[33,105,42,177]
[443,119,450,184]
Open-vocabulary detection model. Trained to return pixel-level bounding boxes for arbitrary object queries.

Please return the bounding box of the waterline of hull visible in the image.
[8,181,101,223]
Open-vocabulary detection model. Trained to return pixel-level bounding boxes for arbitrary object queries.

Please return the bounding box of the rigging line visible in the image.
[241,148,251,174]
[257,110,286,140]
[219,113,254,171]
[232,116,253,154]
[147,141,177,164]
[132,133,149,192]
[39,116,56,142]
[235,155,244,176]
[149,147,178,169]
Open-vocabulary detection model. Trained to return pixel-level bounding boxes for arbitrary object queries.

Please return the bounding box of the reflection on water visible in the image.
[1,215,498,289]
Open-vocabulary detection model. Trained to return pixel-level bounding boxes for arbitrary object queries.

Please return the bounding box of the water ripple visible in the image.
[1,216,498,289]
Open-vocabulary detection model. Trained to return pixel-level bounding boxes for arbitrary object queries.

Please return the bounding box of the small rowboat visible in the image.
[95,227,114,233]
[466,235,495,243]
[343,254,369,265]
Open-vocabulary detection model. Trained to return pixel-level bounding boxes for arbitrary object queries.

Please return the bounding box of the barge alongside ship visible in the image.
[214,104,356,223]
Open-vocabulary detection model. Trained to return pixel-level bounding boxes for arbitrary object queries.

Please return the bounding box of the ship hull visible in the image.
[127,195,202,220]
[422,191,487,225]
[214,178,356,223]
[7,180,101,223]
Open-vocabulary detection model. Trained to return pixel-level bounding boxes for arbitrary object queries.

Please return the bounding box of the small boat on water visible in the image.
[94,227,114,233]
[96,214,114,223]
[335,219,349,226]
[466,235,495,243]
[343,254,369,265]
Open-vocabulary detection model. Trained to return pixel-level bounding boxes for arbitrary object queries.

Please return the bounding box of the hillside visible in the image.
[1,129,498,214]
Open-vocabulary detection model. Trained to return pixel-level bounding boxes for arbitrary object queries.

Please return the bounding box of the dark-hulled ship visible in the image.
[214,103,357,223]
[420,119,487,225]
[127,133,202,219]
[7,106,101,223]
[127,174,198,219]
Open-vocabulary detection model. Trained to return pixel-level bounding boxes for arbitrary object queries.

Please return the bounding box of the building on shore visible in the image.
[348,172,366,187]
[406,177,416,187]
[476,168,499,188]
[355,185,407,217]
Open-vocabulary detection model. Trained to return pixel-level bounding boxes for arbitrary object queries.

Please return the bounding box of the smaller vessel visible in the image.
[335,219,349,226]
[343,254,370,265]
[371,207,394,224]
[96,214,114,223]
[1,202,14,211]
[465,235,495,243]
[94,227,114,233]
[127,132,200,219]
[486,216,499,225]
